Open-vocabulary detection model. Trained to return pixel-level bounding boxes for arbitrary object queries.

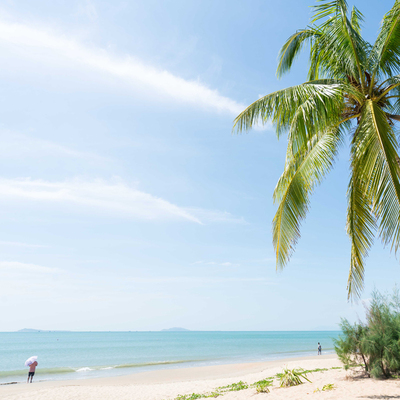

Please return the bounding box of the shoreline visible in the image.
[2,354,399,400]
[1,354,338,396]
[0,349,337,385]
[82,354,339,385]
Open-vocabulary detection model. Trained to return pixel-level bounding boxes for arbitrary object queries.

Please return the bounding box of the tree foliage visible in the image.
[334,288,400,378]
[233,0,400,299]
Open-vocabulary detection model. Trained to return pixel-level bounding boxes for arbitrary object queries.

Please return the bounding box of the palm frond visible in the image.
[233,82,347,137]
[277,28,320,78]
[273,126,343,269]
[233,1,400,298]
[350,5,363,34]
[308,0,367,83]
[311,0,345,23]
[353,100,400,249]
[347,101,400,297]
[376,75,400,102]
[369,0,400,83]
[347,137,376,299]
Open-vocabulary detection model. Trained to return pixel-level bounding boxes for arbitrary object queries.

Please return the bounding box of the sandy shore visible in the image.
[1,354,399,399]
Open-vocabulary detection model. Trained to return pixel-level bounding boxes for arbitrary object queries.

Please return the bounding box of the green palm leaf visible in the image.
[347,101,400,298]
[232,81,359,138]
[273,127,343,269]
[347,122,377,299]
[363,101,400,252]
[370,1,400,81]
[277,29,320,79]
[307,1,368,81]
[233,0,400,298]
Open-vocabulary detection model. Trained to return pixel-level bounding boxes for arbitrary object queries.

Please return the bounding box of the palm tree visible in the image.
[233,0,400,299]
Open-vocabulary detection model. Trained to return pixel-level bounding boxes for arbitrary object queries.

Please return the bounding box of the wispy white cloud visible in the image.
[0,261,60,274]
[0,271,275,305]
[245,257,276,264]
[0,177,242,224]
[0,131,105,162]
[0,177,201,223]
[125,276,272,284]
[0,20,245,115]
[186,208,247,224]
[192,261,240,267]
[0,241,47,248]
[76,0,98,20]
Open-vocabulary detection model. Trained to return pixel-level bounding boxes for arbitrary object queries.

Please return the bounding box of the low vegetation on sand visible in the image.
[314,383,336,393]
[216,381,248,392]
[254,379,273,393]
[170,366,343,399]
[277,367,311,387]
[322,383,336,391]
[335,289,400,378]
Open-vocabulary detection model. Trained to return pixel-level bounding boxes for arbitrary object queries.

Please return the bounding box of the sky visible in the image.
[0,0,399,332]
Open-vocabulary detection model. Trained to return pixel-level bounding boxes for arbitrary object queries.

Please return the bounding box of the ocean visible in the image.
[0,331,339,384]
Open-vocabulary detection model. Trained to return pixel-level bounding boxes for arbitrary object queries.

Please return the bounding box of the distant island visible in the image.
[17,328,191,333]
[161,327,190,332]
[17,328,69,333]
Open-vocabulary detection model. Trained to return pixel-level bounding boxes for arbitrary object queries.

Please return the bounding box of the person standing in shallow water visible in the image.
[317,342,322,355]
[27,360,38,383]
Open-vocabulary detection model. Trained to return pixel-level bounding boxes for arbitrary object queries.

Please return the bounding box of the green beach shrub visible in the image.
[174,391,224,400]
[303,368,328,374]
[217,381,248,392]
[251,378,274,387]
[205,392,221,398]
[175,394,205,400]
[277,367,311,387]
[334,288,400,378]
[255,379,273,393]
[322,384,335,391]
[314,384,335,393]
[334,319,369,371]
[174,390,222,400]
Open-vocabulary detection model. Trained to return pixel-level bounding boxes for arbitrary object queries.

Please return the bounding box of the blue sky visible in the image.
[0,0,399,331]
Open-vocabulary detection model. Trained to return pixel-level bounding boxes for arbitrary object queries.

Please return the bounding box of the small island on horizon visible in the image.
[17,328,70,333]
[161,327,190,332]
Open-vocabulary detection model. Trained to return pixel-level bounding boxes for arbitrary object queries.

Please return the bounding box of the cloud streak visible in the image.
[0,261,60,274]
[0,131,106,162]
[0,20,245,115]
[125,276,272,284]
[192,261,240,267]
[0,241,47,248]
[0,178,242,224]
[76,0,98,20]
[186,208,247,224]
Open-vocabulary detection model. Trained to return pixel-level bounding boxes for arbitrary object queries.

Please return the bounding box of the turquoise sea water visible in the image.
[0,331,339,383]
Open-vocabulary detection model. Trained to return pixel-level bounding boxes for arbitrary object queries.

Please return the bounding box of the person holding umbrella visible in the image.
[25,356,38,383]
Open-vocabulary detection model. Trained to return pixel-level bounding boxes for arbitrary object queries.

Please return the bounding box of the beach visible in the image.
[2,354,399,400]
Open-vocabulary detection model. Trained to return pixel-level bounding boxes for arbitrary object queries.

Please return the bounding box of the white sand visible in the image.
[1,354,399,399]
